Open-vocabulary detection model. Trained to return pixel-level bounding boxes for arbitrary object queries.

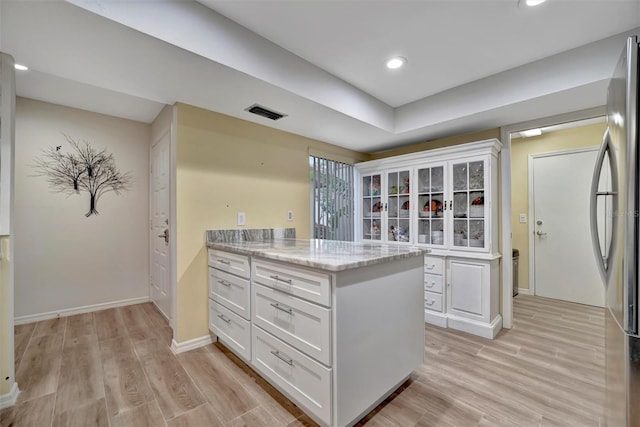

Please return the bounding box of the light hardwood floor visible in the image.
[0,295,605,427]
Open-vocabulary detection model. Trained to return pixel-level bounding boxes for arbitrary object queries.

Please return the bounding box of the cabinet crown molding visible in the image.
[356,139,502,172]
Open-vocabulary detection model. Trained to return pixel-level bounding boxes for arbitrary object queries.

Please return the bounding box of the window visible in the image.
[310,156,354,241]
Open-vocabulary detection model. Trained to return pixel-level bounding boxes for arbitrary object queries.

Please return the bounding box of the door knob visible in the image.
[158,229,169,243]
[535,230,547,237]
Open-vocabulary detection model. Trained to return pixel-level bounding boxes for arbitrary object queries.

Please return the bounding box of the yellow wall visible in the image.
[511,122,605,291]
[0,236,11,396]
[174,103,367,342]
[368,128,501,160]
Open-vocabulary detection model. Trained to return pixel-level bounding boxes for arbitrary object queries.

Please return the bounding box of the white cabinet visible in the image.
[416,163,446,247]
[209,299,251,360]
[252,326,332,423]
[447,258,501,339]
[356,139,503,339]
[361,168,413,243]
[252,259,331,307]
[357,140,499,252]
[422,254,501,339]
[208,247,425,426]
[423,255,447,327]
[252,282,332,366]
[208,249,252,361]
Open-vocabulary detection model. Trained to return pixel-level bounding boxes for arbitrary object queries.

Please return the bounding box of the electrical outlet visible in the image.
[519,214,527,224]
[287,210,294,221]
[237,212,246,226]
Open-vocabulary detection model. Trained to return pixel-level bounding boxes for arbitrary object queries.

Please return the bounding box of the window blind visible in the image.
[310,155,354,241]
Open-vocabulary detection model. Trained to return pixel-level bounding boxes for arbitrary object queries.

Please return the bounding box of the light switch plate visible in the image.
[287,210,294,221]
[237,212,246,226]
[519,214,527,224]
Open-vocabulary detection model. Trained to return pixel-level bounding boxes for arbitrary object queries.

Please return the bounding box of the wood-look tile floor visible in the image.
[0,295,605,427]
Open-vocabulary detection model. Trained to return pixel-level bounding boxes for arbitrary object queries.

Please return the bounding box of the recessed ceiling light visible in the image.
[520,128,542,138]
[386,57,407,70]
[524,0,546,6]
[14,64,29,71]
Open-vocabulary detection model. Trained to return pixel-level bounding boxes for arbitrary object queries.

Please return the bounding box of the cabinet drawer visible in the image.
[424,256,444,275]
[209,299,251,361]
[252,326,331,425]
[253,260,331,307]
[424,274,443,294]
[253,283,331,366]
[424,291,443,312]
[208,249,250,279]
[209,268,250,320]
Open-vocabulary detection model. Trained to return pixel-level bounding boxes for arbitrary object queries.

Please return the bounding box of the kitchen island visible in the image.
[206,233,426,427]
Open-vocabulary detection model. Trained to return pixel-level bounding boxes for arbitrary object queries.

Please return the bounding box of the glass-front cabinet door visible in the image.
[451,159,486,250]
[417,164,446,247]
[386,169,412,242]
[361,173,382,241]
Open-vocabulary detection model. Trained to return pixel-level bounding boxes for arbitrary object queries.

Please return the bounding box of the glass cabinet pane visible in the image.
[453,192,467,218]
[418,168,430,193]
[452,163,467,191]
[453,220,468,247]
[363,176,371,196]
[451,159,486,249]
[469,161,484,190]
[386,169,411,243]
[362,174,382,240]
[431,167,444,192]
[469,220,484,247]
[469,191,484,218]
[431,220,444,245]
[417,165,445,246]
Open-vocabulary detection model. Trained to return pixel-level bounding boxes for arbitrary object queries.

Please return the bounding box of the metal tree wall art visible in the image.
[33,135,132,217]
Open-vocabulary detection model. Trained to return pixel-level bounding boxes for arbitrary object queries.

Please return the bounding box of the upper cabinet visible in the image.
[361,172,383,241]
[356,140,501,255]
[450,157,489,251]
[361,168,413,243]
[416,163,446,248]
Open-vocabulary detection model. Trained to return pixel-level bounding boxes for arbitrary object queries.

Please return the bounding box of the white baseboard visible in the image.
[171,334,214,354]
[517,288,530,295]
[424,310,448,328]
[448,314,503,339]
[14,296,150,325]
[0,382,19,410]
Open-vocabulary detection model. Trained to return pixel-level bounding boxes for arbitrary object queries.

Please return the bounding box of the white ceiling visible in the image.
[202,0,640,107]
[1,0,639,153]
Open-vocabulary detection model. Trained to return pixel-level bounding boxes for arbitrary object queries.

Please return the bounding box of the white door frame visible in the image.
[499,106,605,328]
[527,146,599,297]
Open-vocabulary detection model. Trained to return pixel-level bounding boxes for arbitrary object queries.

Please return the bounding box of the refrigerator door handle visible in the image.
[590,128,612,284]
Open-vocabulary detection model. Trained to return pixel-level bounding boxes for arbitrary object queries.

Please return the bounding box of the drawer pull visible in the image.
[426,282,434,288]
[426,264,435,270]
[270,275,293,284]
[217,314,231,324]
[426,300,435,306]
[217,259,231,265]
[270,350,294,366]
[217,279,232,287]
[270,302,293,315]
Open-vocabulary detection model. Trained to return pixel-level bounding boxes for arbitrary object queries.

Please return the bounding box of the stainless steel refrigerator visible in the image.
[590,35,640,427]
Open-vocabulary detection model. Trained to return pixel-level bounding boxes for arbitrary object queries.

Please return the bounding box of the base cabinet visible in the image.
[252,326,332,423]
[209,249,424,427]
[424,254,502,339]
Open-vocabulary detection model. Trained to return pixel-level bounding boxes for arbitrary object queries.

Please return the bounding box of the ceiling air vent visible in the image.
[245,104,287,121]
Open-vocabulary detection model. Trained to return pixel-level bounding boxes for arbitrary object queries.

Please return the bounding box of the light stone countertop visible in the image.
[207,238,428,272]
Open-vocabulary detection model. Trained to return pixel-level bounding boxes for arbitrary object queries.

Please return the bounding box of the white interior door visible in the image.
[151,130,172,322]
[531,148,605,307]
